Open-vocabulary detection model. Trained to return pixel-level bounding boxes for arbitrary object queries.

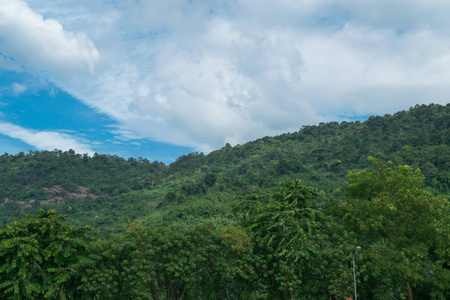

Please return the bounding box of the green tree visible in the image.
[196,224,257,299]
[0,209,93,299]
[238,179,327,299]
[126,223,257,299]
[73,235,145,299]
[336,158,450,299]
[127,224,198,300]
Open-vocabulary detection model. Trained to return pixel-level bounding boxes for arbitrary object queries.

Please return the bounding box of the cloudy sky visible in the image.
[0,0,449,163]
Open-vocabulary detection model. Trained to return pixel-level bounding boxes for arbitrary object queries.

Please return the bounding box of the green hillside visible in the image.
[0,103,449,233]
[0,103,449,299]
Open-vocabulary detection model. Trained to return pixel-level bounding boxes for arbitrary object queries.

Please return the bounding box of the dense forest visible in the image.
[0,103,449,299]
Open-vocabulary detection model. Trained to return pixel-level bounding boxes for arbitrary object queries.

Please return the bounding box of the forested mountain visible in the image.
[0,103,449,299]
[0,103,449,232]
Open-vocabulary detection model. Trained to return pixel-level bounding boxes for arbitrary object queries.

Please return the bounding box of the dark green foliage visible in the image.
[0,103,449,236]
[73,235,143,299]
[0,156,449,299]
[203,173,217,187]
[238,179,326,299]
[128,223,212,299]
[236,179,360,299]
[102,223,257,300]
[0,150,165,203]
[1,103,449,299]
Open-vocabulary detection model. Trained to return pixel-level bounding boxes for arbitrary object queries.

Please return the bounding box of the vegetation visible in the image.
[334,158,450,299]
[1,158,448,299]
[0,103,449,298]
[0,210,93,299]
[0,103,448,233]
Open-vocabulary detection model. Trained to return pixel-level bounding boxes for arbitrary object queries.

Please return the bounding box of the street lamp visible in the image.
[353,246,361,300]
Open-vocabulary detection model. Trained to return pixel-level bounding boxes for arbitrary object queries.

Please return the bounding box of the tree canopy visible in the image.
[1,158,449,299]
[336,158,450,299]
[0,103,449,298]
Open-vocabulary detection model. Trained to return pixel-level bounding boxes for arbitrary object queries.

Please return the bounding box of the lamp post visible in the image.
[353,246,361,300]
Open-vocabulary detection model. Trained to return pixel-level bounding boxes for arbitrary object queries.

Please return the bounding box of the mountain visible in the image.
[0,103,448,235]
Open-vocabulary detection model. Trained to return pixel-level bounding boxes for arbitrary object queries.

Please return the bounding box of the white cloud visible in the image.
[0,122,94,154]
[2,0,450,153]
[296,23,450,116]
[0,0,99,78]
[11,82,27,94]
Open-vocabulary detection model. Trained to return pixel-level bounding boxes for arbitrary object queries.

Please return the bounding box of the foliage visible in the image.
[0,104,449,234]
[126,223,257,299]
[238,179,327,299]
[335,158,450,299]
[0,209,93,299]
[72,235,144,299]
[0,101,449,298]
[1,155,449,298]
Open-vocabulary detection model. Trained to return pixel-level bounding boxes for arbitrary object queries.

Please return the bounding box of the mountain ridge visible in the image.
[0,103,448,234]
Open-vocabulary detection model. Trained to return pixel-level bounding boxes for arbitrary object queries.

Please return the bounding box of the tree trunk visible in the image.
[402,275,413,300]
[179,286,187,300]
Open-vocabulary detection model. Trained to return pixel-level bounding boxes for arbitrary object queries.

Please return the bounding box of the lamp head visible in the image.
[356,246,361,252]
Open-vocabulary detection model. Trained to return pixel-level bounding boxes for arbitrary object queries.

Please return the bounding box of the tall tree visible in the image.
[239,179,327,299]
[336,158,450,299]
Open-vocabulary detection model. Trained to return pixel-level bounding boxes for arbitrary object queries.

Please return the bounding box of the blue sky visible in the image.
[0,67,192,161]
[0,0,449,163]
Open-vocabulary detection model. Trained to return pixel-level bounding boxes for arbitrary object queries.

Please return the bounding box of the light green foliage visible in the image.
[221,224,252,254]
[337,158,450,299]
[0,209,93,299]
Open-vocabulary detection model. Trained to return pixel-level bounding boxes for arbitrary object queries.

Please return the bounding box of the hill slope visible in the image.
[0,103,448,234]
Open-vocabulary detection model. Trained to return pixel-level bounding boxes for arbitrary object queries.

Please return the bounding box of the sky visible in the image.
[0,0,449,163]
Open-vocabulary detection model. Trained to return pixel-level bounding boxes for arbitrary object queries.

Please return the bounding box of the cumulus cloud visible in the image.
[0,122,93,154]
[3,0,450,153]
[0,0,99,78]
